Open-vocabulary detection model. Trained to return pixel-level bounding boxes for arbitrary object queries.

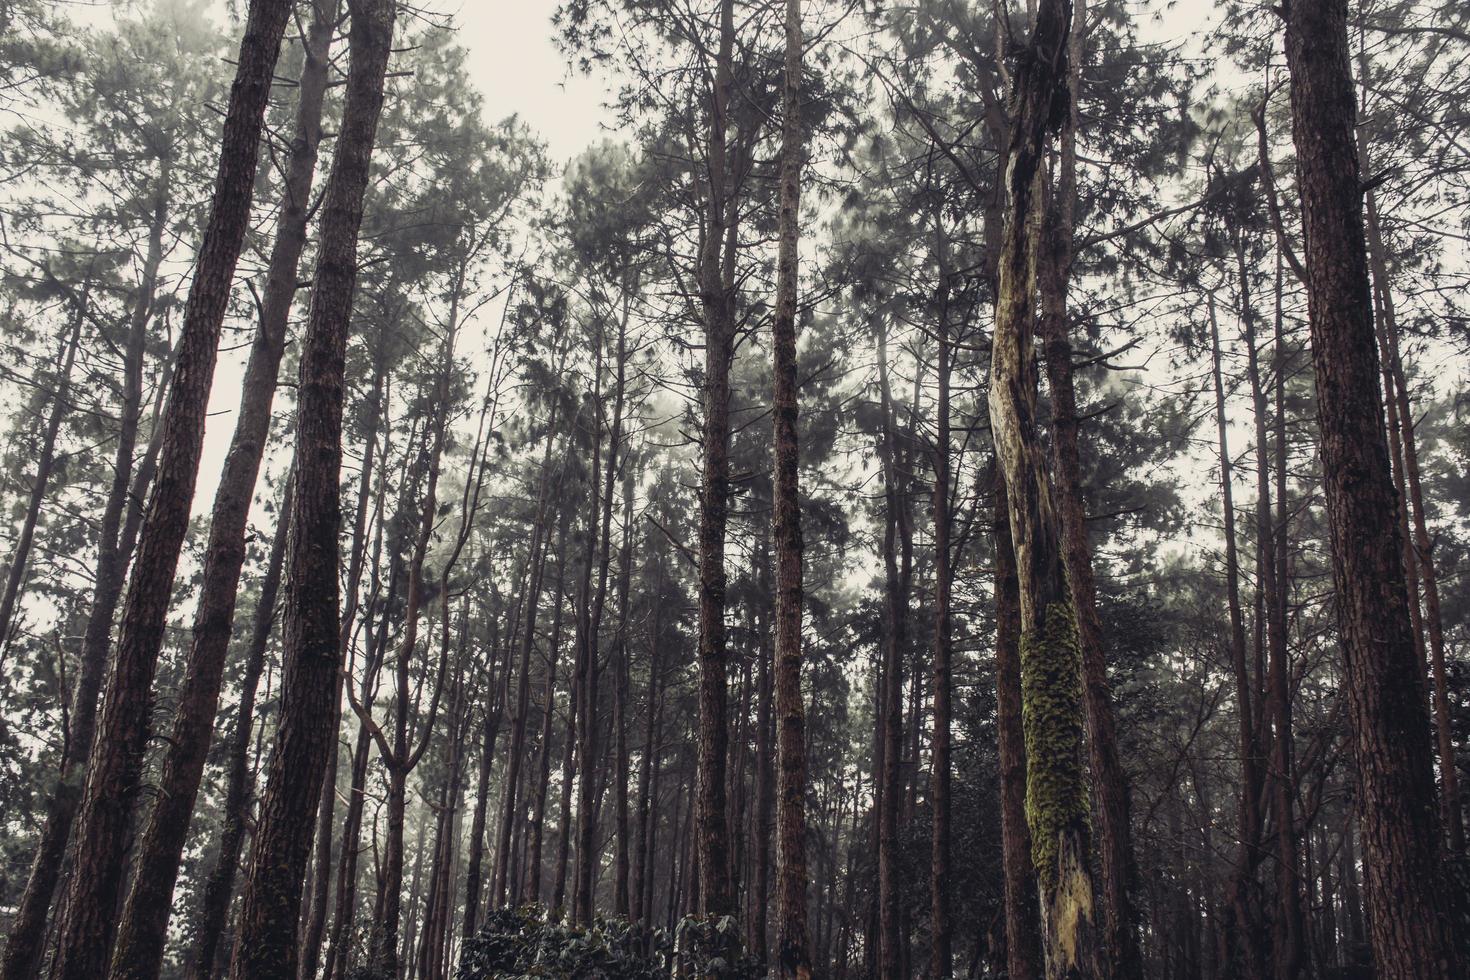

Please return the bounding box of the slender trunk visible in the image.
[300,327,386,980]
[749,532,774,960]
[994,481,1042,980]
[928,210,954,980]
[491,417,563,909]
[463,617,508,937]
[875,318,907,980]
[109,10,336,977]
[0,178,159,976]
[1281,2,1460,975]
[1206,295,1266,980]
[227,2,396,975]
[187,472,293,980]
[50,3,294,974]
[1239,232,1304,980]
[612,471,634,917]
[523,503,573,908]
[771,2,809,969]
[695,0,736,921]
[574,296,628,924]
[0,298,84,648]
[632,578,664,926]
[552,652,578,914]
[324,498,399,980]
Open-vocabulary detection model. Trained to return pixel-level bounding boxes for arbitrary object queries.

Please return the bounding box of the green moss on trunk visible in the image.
[1021,600,1090,891]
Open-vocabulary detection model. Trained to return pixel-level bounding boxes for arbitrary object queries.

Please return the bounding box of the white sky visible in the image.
[444,0,613,165]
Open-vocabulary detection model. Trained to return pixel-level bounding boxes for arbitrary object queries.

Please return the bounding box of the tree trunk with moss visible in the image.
[994,479,1043,980]
[1034,4,1141,973]
[987,0,1102,976]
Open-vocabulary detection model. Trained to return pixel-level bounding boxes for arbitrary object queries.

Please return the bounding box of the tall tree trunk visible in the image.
[108,9,336,977]
[771,2,810,971]
[928,204,954,980]
[1034,6,1140,974]
[227,1,396,975]
[49,2,294,974]
[694,0,737,923]
[187,471,293,980]
[988,0,1103,974]
[1206,295,1266,980]
[0,166,166,980]
[994,481,1042,980]
[523,503,573,908]
[1355,81,1463,849]
[1238,231,1305,980]
[1281,1,1460,976]
[875,316,909,980]
[299,315,387,980]
[491,417,563,909]
[612,470,635,917]
[0,296,85,649]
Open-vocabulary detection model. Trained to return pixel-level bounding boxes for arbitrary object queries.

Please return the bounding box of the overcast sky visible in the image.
[448,0,613,165]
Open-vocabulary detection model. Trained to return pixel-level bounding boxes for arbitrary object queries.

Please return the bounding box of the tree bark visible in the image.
[0,164,166,980]
[694,0,737,923]
[186,471,293,980]
[1035,23,1140,971]
[1281,1,1461,976]
[987,0,1103,974]
[928,208,954,980]
[1206,294,1266,980]
[107,8,336,976]
[0,295,84,649]
[49,2,294,974]
[226,0,396,975]
[772,1,809,971]
[994,480,1042,980]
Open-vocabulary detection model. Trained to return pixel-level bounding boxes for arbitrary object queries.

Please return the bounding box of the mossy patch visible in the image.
[1020,600,1091,893]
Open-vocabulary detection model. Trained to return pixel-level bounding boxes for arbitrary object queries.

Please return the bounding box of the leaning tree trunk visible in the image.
[107,8,336,978]
[0,169,165,980]
[48,2,294,975]
[1356,89,1464,851]
[987,0,1102,975]
[226,0,396,976]
[771,0,810,973]
[1281,1,1461,977]
[994,481,1043,980]
[0,297,84,650]
[187,472,294,980]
